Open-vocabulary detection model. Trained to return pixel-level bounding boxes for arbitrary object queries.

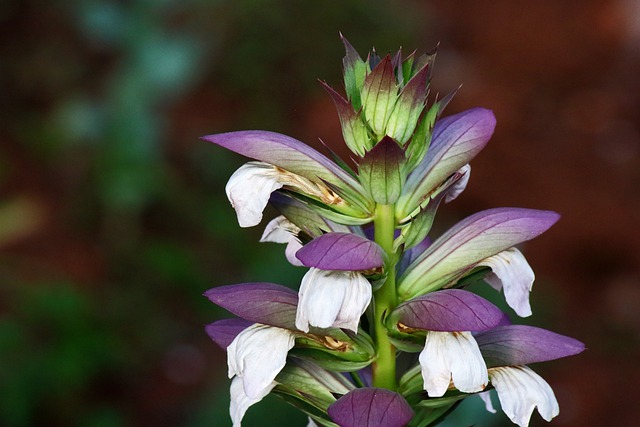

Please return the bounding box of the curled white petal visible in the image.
[226,162,284,227]
[419,331,488,397]
[489,365,559,427]
[295,268,371,333]
[227,323,295,399]
[260,216,304,266]
[445,164,471,203]
[478,247,535,317]
[479,390,497,414]
[229,376,276,427]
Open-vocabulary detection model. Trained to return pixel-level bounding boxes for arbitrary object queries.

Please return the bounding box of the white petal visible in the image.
[226,162,284,228]
[260,216,304,267]
[260,216,301,243]
[419,331,488,397]
[479,390,497,414]
[445,164,471,203]
[295,268,371,333]
[227,324,295,399]
[478,247,535,317]
[229,376,276,427]
[306,418,319,427]
[489,366,559,427]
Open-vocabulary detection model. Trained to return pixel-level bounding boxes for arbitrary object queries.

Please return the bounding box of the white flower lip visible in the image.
[227,323,295,423]
[419,331,488,397]
[229,376,275,427]
[260,215,304,266]
[225,162,285,228]
[488,365,559,427]
[478,247,535,317]
[295,268,372,333]
[444,164,471,203]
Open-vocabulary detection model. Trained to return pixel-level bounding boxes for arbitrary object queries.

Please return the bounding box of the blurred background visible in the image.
[1,0,639,426]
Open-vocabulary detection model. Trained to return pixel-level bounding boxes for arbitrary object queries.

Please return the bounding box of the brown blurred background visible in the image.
[1,1,638,426]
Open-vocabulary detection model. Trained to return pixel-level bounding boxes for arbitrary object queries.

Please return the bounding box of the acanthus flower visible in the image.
[386,289,505,396]
[294,232,384,333]
[474,324,585,426]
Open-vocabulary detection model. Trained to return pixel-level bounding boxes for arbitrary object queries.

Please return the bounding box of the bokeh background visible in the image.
[2,1,639,426]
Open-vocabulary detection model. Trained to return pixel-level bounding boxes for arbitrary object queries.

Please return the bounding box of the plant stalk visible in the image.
[371,203,398,390]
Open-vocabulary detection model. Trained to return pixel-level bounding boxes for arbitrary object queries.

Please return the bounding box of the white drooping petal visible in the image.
[225,162,285,228]
[295,268,372,333]
[306,418,319,427]
[229,376,276,427]
[227,323,295,399]
[478,247,535,317]
[489,366,559,427]
[260,216,304,266]
[419,331,488,397]
[479,390,498,414]
[445,164,471,203]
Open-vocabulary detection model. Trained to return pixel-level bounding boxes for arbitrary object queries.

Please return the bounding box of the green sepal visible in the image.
[274,358,353,421]
[408,398,464,427]
[285,191,373,226]
[270,192,349,238]
[404,102,437,174]
[360,55,398,137]
[358,136,406,204]
[398,365,469,427]
[292,328,376,372]
[341,35,368,111]
[384,318,426,353]
[404,86,458,174]
[411,47,438,82]
[272,389,339,427]
[386,63,429,145]
[398,167,466,247]
[321,81,372,157]
[401,51,416,87]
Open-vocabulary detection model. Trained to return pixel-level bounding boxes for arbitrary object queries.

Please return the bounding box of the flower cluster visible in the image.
[203,37,584,427]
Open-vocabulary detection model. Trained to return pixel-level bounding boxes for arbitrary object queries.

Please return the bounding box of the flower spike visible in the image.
[203,38,582,427]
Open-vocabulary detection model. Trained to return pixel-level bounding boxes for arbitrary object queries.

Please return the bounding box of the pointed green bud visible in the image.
[385,63,429,145]
[321,81,372,157]
[400,51,416,87]
[341,35,368,111]
[361,55,398,137]
[291,328,376,372]
[358,136,406,204]
[412,46,438,81]
[404,88,457,173]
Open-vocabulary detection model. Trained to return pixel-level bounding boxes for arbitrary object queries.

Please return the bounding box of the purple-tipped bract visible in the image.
[328,388,414,427]
[296,232,384,271]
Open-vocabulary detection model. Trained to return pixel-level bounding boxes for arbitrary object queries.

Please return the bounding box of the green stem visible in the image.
[371,203,398,390]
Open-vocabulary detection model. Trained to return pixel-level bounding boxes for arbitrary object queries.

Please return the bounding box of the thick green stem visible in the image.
[371,203,398,390]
